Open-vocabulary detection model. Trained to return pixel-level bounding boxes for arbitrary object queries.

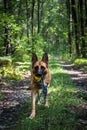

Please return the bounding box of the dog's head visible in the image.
[32,53,48,77]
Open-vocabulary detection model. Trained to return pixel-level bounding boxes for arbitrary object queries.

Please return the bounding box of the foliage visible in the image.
[0,56,12,66]
[31,34,47,58]
[12,37,30,62]
[0,65,23,80]
[74,59,87,65]
[0,56,21,79]
[0,13,21,55]
[0,0,86,59]
[0,56,24,80]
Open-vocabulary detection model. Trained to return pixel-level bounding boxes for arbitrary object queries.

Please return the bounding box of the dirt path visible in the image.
[60,61,87,127]
[61,61,87,91]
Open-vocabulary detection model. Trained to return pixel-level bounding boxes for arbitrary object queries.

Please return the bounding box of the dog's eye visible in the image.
[34,66,38,70]
[41,66,45,70]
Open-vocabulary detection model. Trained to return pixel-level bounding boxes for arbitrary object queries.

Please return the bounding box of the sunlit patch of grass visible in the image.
[0,60,31,80]
[73,58,87,71]
[16,58,85,130]
[74,58,87,64]
[14,61,31,71]
[0,66,23,80]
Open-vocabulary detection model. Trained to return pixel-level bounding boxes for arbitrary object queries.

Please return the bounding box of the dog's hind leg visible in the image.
[37,90,40,104]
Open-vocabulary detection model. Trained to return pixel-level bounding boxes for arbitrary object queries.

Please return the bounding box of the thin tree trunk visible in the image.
[37,0,40,33]
[78,0,86,58]
[66,0,72,57]
[71,0,80,57]
[85,0,87,27]
[18,0,21,17]
[84,0,87,57]
[31,0,35,52]
[4,0,10,55]
[31,0,35,36]
[26,0,29,44]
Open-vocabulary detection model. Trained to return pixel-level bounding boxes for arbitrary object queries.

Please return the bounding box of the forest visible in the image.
[0,0,87,130]
[0,0,87,59]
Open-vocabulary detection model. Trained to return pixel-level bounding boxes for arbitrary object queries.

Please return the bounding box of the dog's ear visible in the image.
[42,53,48,66]
[32,53,38,67]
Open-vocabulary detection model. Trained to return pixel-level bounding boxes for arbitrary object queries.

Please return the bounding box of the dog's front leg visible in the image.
[30,90,36,119]
[45,97,49,107]
[44,92,49,107]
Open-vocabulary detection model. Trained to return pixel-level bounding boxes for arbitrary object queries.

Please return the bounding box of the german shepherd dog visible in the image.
[30,53,51,119]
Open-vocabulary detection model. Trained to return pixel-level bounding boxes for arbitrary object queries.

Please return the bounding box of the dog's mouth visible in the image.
[35,73,42,77]
[34,71,47,79]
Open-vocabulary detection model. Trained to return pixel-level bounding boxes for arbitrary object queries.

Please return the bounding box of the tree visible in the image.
[66,0,72,57]
[0,0,87,59]
[4,0,11,55]
[71,0,80,57]
[79,0,86,57]
[26,0,30,44]
[37,0,40,33]
[31,0,35,36]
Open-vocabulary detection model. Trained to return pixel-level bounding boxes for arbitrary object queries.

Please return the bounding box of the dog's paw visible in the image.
[45,103,49,108]
[29,113,35,119]
[37,100,41,105]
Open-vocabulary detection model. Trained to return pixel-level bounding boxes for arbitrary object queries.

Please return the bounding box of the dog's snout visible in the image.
[37,69,42,76]
[34,65,45,77]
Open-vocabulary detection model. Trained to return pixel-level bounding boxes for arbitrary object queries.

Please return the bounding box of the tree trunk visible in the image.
[85,0,87,27]
[71,0,80,57]
[37,0,40,33]
[31,0,35,36]
[78,0,86,58]
[66,0,72,57]
[26,0,29,44]
[4,0,11,55]
[84,0,87,57]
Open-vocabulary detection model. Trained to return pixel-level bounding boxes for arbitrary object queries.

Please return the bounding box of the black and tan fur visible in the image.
[30,53,51,119]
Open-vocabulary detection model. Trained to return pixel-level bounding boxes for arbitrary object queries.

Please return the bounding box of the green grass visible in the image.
[73,58,87,71]
[14,61,31,71]
[0,60,31,80]
[74,58,87,64]
[16,58,85,130]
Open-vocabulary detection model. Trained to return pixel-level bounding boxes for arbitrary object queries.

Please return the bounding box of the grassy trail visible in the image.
[17,58,86,130]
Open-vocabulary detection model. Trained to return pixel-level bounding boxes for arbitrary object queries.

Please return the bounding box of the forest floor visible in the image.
[0,60,87,130]
[0,71,31,130]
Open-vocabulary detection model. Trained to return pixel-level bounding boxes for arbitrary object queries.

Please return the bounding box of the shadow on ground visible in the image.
[0,74,31,130]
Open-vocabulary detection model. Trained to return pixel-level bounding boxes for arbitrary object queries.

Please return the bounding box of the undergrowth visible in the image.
[15,58,85,130]
[0,57,31,80]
